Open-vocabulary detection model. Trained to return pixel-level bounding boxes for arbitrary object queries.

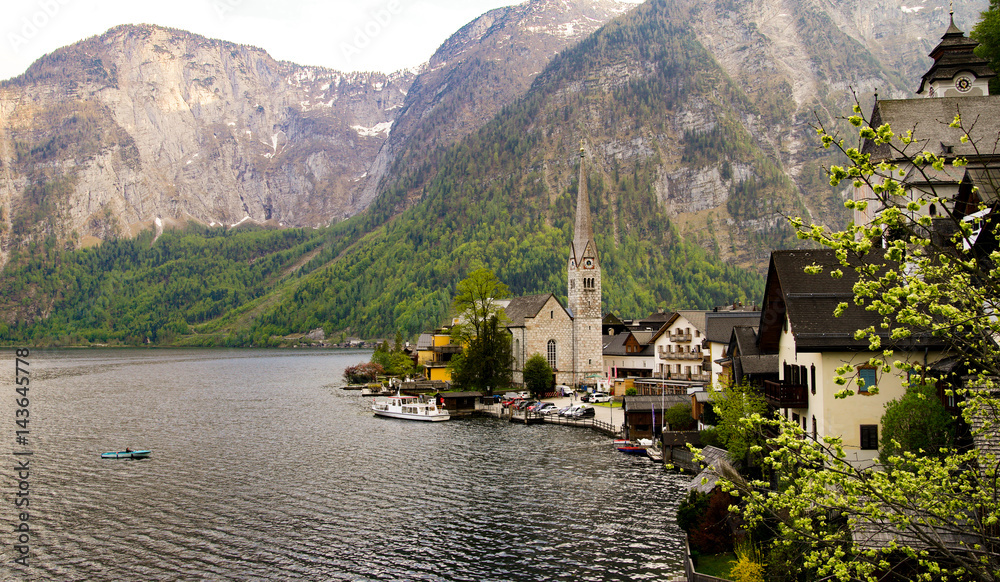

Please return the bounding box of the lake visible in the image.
[2,349,688,581]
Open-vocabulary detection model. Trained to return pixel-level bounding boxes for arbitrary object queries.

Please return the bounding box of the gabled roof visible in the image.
[705,312,760,343]
[865,96,1000,161]
[729,325,779,375]
[504,294,567,327]
[677,310,708,332]
[603,332,632,355]
[416,333,433,350]
[758,250,943,352]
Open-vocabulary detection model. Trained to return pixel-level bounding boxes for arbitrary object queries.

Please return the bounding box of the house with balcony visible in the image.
[416,327,462,383]
[651,311,712,386]
[753,249,946,465]
[603,329,656,379]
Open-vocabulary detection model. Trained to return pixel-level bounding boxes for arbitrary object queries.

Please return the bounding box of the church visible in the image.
[506,146,604,389]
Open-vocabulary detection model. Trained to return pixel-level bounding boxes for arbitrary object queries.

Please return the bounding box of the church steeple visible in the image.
[567,144,603,388]
[917,10,995,97]
[571,145,599,271]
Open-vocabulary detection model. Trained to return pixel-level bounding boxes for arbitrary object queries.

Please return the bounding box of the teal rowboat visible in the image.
[101,450,151,459]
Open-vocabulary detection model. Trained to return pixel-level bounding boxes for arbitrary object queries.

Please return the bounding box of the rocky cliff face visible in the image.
[0,0,990,272]
[356,0,644,210]
[0,24,413,260]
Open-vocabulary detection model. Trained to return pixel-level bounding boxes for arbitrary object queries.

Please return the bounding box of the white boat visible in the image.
[372,394,450,422]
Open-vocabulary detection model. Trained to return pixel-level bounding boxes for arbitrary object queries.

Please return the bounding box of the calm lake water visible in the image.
[2,349,687,581]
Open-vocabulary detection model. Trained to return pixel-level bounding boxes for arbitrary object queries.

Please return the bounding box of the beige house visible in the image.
[756,250,946,465]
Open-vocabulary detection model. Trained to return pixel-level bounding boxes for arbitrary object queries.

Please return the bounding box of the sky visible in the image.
[0,0,518,81]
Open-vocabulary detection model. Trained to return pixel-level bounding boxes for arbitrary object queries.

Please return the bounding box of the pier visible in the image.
[478,402,622,438]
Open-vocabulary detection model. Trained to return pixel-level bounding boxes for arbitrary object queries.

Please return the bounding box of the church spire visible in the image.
[572,144,598,268]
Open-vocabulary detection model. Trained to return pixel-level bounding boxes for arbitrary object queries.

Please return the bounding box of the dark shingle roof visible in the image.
[760,250,944,352]
[603,332,631,355]
[504,294,561,327]
[705,312,760,343]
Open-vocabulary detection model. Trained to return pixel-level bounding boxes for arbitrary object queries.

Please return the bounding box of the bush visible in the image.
[625,387,638,396]
[665,402,695,431]
[344,362,384,384]
[677,490,710,532]
[699,427,723,448]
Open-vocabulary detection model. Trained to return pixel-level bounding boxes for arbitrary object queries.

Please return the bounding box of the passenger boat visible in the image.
[614,439,653,456]
[372,394,450,422]
[101,450,152,459]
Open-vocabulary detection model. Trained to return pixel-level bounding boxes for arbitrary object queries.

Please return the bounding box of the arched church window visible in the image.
[547,340,557,369]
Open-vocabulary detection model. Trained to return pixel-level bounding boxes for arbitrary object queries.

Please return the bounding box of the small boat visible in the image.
[101,450,152,459]
[614,439,653,456]
[372,394,450,422]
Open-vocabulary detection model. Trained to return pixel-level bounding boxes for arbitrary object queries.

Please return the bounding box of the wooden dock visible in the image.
[482,404,621,437]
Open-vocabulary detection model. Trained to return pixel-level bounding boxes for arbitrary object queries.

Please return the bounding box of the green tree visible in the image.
[523,353,553,397]
[664,402,695,431]
[973,1,1000,94]
[449,314,512,394]
[450,267,509,344]
[881,382,956,460]
[709,382,769,469]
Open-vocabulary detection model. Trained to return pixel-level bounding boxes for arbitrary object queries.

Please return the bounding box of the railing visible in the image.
[762,380,808,408]
[669,332,693,342]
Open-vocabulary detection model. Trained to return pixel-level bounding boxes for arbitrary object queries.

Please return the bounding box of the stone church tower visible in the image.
[567,146,604,387]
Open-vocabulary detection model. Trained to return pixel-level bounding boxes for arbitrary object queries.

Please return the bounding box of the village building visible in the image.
[751,249,946,465]
[650,311,711,386]
[854,12,1000,230]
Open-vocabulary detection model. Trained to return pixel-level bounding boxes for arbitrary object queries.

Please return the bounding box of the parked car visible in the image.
[591,392,611,403]
[556,405,575,416]
[516,399,536,411]
[560,404,582,417]
[516,391,531,399]
[569,405,595,418]
[533,402,558,414]
[527,401,548,412]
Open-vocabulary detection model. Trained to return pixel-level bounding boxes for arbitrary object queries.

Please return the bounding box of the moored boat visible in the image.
[372,394,450,422]
[101,450,152,459]
[614,439,653,456]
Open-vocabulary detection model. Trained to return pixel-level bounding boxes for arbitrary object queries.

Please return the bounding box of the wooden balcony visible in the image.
[763,380,808,408]
[669,332,693,342]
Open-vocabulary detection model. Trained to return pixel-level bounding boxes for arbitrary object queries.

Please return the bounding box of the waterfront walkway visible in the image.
[479,396,624,438]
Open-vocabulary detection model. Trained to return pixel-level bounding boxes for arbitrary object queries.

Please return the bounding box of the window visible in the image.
[812,415,817,440]
[547,340,557,369]
[810,364,816,395]
[858,368,877,393]
[860,424,878,450]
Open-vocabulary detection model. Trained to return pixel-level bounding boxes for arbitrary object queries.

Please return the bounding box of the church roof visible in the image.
[864,96,1000,161]
[504,293,566,327]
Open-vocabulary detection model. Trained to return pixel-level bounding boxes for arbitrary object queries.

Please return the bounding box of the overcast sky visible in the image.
[1,0,517,80]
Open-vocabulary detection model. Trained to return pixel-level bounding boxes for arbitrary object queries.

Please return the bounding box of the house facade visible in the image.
[651,311,711,384]
[755,250,945,465]
[507,293,576,386]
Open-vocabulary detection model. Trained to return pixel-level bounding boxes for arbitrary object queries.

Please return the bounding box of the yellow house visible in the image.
[417,327,462,383]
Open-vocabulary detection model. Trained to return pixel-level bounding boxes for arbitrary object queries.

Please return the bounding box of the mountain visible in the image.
[0,24,413,266]
[0,0,994,345]
[356,0,646,209]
